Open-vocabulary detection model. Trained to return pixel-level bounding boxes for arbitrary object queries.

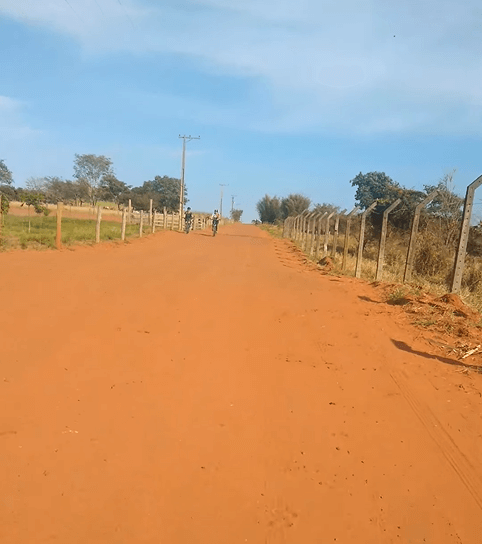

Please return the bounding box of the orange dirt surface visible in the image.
[1,224,481,543]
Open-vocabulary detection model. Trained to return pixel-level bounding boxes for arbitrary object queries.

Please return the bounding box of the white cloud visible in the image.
[1,0,482,135]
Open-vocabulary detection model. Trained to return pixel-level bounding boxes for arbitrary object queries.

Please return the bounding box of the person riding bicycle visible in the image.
[184,207,194,232]
[211,209,220,236]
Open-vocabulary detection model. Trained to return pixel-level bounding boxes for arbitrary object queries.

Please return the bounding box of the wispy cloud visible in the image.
[2,0,482,135]
[0,95,41,140]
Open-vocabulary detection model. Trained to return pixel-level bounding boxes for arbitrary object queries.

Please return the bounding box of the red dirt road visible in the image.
[1,224,481,543]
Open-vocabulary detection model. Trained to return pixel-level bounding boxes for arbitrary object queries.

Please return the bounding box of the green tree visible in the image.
[312,202,341,215]
[98,174,131,207]
[350,171,426,230]
[0,159,13,186]
[350,171,403,209]
[73,154,114,205]
[256,195,281,223]
[230,209,243,222]
[21,192,49,215]
[150,175,185,211]
[280,193,311,218]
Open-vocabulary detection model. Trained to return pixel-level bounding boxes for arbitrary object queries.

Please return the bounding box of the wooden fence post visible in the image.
[404,190,439,283]
[95,206,102,244]
[315,212,328,258]
[139,211,143,237]
[342,207,360,272]
[127,199,132,224]
[170,212,174,230]
[121,209,127,241]
[375,199,401,281]
[149,199,153,231]
[355,200,377,278]
[152,211,156,234]
[56,202,63,249]
[163,207,167,229]
[451,176,482,293]
[323,212,335,256]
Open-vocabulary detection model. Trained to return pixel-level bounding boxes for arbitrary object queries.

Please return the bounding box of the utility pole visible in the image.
[219,184,228,217]
[231,195,237,214]
[178,135,200,228]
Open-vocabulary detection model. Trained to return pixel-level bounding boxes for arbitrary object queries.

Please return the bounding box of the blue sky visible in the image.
[1,0,482,222]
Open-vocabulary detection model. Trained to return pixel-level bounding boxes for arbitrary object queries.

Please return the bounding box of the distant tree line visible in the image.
[256,171,464,233]
[0,155,185,214]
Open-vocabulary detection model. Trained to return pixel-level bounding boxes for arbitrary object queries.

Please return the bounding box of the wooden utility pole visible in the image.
[178,135,200,228]
[56,202,63,249]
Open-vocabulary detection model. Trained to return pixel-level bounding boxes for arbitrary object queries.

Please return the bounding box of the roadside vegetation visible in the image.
[256,171,482,315]
[0,214,147,251]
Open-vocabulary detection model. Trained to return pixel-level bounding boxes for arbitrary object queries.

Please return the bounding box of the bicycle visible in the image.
[185,217,193,234]
[212,220,218,237]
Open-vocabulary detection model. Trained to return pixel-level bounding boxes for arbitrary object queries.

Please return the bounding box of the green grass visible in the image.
[0,215,148,251]
[259,224,284,238]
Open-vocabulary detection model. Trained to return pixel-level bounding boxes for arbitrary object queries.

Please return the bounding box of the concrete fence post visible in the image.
[355,200,377,279]
[331,210,346,260]
[309,213,320,256]
[451,175,482,293]
[302,212,315,251]
[315,212,328,258]
[342,207,360,271]
[323,212,335,256]
[139,211,144,237]
[404,190,439,283]
[375,199,401,281]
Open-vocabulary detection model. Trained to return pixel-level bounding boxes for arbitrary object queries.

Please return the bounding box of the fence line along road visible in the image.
[282,174,482,294]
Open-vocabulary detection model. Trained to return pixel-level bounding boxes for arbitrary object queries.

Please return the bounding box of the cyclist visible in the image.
[184,207,194,233]
[212,209,220,236]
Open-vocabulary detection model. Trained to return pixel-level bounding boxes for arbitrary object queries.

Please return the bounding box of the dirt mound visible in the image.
[317,256,334,272]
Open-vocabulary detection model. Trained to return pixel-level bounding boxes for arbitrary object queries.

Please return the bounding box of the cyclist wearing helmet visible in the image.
[212,209,220,236]
[184,207,194,233]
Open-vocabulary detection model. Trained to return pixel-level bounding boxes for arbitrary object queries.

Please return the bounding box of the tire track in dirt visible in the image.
[390,369,482,511]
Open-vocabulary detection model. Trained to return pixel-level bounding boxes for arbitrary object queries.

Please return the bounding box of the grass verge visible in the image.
[0,215,149,251]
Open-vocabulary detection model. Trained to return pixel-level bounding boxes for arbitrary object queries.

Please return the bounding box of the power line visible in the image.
[117,0,136,29]
[63,0,85,23]
[93,0,104,15]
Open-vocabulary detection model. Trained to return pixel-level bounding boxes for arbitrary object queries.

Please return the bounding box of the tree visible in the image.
[25,176,48,192]
[150,175,185,211]
[423,170,464,246]
[98,174,131,207]
[350,171,425,230]
[21,192,49,215]
[256,195,281,223]
[73,154,114,205]
[350,171,403,209]
[230,209,243,222]
[280,194,311,218]
[0,159,13,186]
[312,202,341,215]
